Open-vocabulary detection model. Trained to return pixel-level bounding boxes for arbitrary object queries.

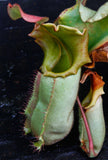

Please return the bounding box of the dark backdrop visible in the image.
[0,0,108,160]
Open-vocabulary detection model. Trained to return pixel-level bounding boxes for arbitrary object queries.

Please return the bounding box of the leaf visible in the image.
[79,4,96,22]
[7,3,49,24]
[80,70,105,109]
[29,23,91,77]
[88,2,108,22]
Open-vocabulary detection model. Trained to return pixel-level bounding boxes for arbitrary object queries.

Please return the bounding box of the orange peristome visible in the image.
[80,70,105,91]
[86,42,108,68]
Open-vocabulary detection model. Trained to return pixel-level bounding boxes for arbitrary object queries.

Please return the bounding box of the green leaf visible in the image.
[79,4,96,22]
[29,23,91,77]
[88,2,108,22]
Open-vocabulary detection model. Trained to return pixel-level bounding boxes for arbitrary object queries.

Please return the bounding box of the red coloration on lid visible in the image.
[7,3,49,23]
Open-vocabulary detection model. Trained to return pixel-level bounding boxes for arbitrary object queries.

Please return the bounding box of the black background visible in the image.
[0,0,108,160]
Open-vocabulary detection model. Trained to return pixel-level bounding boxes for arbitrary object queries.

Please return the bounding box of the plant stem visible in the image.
[76,0,87,6]
[82,0,87,6]
[77,96,96,156]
